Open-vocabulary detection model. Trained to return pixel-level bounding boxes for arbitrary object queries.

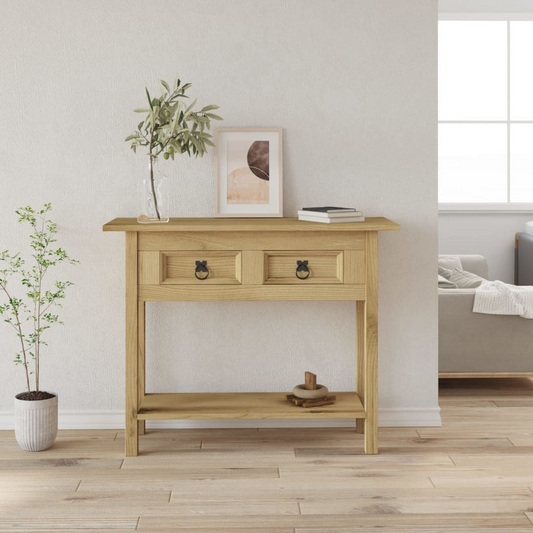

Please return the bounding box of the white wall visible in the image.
[439,0,533,13]
[0,0,439,427]
[439,214,532,282]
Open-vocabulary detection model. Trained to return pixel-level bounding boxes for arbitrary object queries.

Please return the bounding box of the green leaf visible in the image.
[200,104,219,113]
[190,137,200,151]
[146,88,153,109]
[125,134,138,142]
[184,98,197,116]
[206,113,223,121]
[160,79,170,93]
[181,83,192,91]
[169,102,180,116]
[134,108,151,113]
[171,111,180,134]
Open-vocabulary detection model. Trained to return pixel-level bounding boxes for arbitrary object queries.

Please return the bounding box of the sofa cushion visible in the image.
[439,274,458,289]
[439,266,485,289]
[438,255,463,271]
[457,255,489,279]
[439,266,452,279]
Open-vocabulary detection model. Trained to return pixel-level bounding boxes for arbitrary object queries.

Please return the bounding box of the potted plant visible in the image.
[125,77,222,223]
[0,204,78,451]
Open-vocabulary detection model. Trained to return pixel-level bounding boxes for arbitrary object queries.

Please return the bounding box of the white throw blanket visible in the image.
[473,280,533,319]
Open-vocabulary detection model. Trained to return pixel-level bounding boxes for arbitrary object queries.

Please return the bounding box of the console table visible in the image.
[103,217,399,456]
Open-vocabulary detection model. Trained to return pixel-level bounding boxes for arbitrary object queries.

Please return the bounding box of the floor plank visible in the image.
[299,495,533,515]
[0,518,138,531]
[138,512,533,530]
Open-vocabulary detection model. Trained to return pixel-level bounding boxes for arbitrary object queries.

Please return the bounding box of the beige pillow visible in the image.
[438,266,452,280]
[438,255,463,271]
[438,274,457,289]
[439,266,485,288]
[452,268,485,288]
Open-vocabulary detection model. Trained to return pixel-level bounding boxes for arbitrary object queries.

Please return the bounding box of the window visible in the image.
[439,20,533,211]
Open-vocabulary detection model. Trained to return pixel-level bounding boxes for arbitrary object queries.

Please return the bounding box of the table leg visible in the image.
[138,301,146,437]
[125,232,139,457]
[356,300,366,434]
[364,232,378,454]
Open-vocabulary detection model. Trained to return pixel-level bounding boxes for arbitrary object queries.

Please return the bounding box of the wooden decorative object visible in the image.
[292,384,329,400]
[289,372,337,408]
[286,393,337,408]
[305,371,317,390]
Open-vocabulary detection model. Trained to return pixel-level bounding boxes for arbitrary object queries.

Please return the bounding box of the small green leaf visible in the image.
[146,88,153,109]
[171,111,180,134]
[184,98,197,115]
[200,104,219,113]
[206,113,223,121]
[134,108,151,113]
[160,79,170,93]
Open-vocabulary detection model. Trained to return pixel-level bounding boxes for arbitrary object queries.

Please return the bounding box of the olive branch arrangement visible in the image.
[125,77,222,220]
[0,205,78,393]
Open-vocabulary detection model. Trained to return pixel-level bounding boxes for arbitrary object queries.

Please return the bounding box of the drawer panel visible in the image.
[161,251,242,285]
[263,251,343,284]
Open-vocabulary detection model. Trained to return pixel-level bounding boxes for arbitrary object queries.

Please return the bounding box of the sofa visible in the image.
[439,254,533,377]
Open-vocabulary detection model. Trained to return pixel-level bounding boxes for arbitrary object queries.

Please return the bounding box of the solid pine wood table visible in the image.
[103,217,400,456]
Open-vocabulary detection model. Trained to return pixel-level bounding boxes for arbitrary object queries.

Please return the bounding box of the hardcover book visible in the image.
[302,206,356,213]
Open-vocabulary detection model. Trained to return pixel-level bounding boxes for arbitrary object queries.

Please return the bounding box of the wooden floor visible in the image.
[2,379,533,532]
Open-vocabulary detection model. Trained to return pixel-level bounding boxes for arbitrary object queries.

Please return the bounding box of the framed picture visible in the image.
[214,127,283,217]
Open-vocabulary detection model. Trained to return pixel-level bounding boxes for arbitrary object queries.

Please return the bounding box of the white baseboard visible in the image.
[379,407,441,427]
[0,407,441,430]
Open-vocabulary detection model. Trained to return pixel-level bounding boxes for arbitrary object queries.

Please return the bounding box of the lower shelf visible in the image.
[138,392,365,420]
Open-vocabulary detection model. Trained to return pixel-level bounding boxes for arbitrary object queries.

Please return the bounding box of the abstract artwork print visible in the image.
[227,140,270,204]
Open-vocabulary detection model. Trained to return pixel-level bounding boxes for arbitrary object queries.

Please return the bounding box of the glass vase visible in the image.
[137,155,169,224]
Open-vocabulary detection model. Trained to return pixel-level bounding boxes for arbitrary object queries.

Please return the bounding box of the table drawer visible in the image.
[263,251,343,284]
[161,251,242,285]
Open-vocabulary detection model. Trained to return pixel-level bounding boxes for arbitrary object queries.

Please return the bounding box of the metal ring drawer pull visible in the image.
[295,260,310,280]
[195,260,209,280]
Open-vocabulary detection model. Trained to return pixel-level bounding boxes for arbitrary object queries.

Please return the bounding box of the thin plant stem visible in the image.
[149,149,161,220]
[34,215,47,392]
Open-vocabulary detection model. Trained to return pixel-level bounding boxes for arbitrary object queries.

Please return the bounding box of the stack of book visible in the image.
[298,206,365,223]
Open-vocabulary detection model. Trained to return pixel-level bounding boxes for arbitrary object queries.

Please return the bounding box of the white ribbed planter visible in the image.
[14,393,58,452]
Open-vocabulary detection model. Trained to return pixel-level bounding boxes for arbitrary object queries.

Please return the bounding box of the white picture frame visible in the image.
[214,127,283,217]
